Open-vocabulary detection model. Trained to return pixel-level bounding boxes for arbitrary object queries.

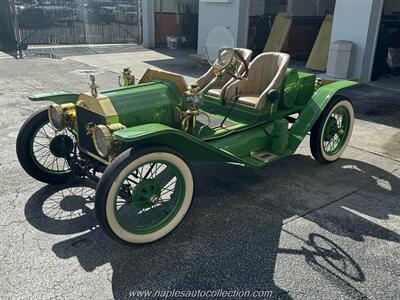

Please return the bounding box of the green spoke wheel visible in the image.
[32,122,74,174]
[310,98,354,164]
[17,109,75,184]
[95,147,193,244]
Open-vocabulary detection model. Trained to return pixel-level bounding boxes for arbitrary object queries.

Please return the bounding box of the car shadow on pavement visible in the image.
[24,155,399,299]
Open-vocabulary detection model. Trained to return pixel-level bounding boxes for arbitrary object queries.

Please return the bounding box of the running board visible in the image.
[250,150,277,163]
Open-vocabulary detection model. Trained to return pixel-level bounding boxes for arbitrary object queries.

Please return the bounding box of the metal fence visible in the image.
[11,0,141,45]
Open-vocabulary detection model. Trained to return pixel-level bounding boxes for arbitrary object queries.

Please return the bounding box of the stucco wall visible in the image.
[197,0,249,56]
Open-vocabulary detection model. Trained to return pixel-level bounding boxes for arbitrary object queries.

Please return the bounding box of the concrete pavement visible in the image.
[0,48,399,299]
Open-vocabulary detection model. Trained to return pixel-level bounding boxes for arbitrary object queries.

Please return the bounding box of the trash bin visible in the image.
[326,40,355,79]
[166,36,181,50]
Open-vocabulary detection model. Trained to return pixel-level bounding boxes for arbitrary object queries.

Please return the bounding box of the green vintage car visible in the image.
[17,47,357,244]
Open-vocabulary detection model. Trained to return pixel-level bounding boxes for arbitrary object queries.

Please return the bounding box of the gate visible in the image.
[10,0,141,45]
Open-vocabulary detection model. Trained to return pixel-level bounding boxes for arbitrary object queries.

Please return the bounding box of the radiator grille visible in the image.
[76,106,107,157]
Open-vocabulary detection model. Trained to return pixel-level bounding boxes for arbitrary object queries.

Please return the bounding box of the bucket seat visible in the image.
[224,52,290,110]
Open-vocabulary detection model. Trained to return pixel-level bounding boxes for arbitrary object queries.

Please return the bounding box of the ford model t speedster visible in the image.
[17,46,357,244]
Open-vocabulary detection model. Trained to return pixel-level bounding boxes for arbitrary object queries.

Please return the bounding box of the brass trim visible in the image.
[139,68,188,95]
[93,125,113,157]
[76,93,119,122]
[107,123,126,132]
[61,103,77,128]
[79,147,111,165]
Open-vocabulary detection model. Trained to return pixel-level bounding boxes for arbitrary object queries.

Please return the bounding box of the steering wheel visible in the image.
[207,47,249,81]
[225,49,249,80]
[204,47,250,107]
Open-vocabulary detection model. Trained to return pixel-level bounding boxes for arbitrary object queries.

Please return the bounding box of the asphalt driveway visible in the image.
[0,48,399,299]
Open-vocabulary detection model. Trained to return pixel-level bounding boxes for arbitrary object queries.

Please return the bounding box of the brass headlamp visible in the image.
[48,103,76,131]
[92,123,126,157]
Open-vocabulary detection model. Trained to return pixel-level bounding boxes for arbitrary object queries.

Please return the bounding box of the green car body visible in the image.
[28,69,356,169]
[19,52,357,244]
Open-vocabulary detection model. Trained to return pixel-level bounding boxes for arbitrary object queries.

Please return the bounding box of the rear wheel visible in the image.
[95,147,194,244]
[16,108,75,184]
[310,98,355,164]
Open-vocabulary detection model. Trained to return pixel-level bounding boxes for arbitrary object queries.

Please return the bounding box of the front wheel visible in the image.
[16,108,75,184]
[310,98,355,164]
[95,147,194,244]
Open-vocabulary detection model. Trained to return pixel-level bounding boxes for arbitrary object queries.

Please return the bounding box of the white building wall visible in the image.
[142,0,156,48]
[197,0,249,56]
[330,0,384,82]
[237,0,250,48]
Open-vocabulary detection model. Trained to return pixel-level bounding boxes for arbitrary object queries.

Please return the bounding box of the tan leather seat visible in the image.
[235,94,260,107]
[207,88,223,98]
[224,52,290,110]
[196,48,253,99]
